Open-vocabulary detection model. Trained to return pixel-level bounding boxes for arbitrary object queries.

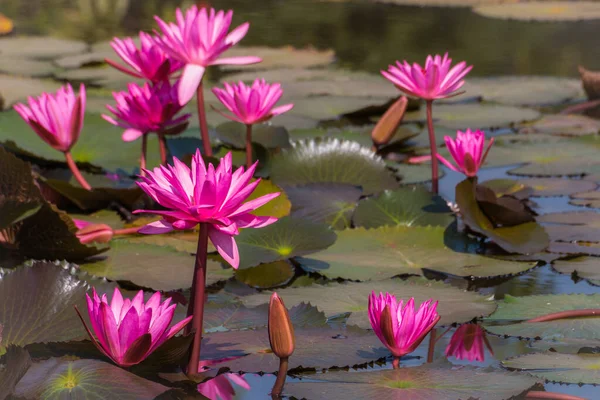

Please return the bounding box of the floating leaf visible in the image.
[0,57,55,78]
[214,121,290,149]
[353,186,454,228]
[241,277,496,329]
[553,256,600,286]
[271,138,398,195]
[0,36,87,60]
[503,352,600,384]
[0,75,61,111]
[247,179,291,218]
[474,2,600,22]
[284,183,362,229]
[0,346,31,400]
[291,96,389,120]
[519,114,600,136]
[538,211,600,243]
[479,179,533,200]
[570,190,600,208]
[221,47,335,71]
[234,260,295,289]
[389,162,445,185]
[516,178,596,197]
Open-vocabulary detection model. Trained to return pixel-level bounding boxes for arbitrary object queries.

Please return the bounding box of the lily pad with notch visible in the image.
[503,352,600,384]
[538,211,600,243]
[553,256,600,286]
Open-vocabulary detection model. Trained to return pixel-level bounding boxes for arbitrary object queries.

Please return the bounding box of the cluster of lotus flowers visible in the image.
[10,3,499,397]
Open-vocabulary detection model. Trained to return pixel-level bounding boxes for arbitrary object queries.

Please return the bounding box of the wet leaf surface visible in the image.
[503,352,600,384]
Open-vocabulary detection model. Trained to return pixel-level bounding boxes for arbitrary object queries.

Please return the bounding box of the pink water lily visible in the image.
[134,150,279,269]
[197,373,250,400]
[154,6,261,104]
[75,287,192,368]
[382,53,472,100]
[436,129,494,177]
[106,32,183,83]
[368,292,440,359]
[445,324,493,362]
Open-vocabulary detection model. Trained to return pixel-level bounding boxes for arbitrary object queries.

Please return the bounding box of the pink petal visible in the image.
[122,128,144,142]
[179,64,205,105]
[210,56,262,66]
[138,220,175,234]
[209,227,240,269]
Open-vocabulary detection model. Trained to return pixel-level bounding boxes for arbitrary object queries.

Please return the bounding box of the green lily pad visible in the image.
[0,36,87,60]
[474,2,600,22]
[485,294,600,340]
[220,47,335,71]
[516,178,596,197]
[456,178,549,254]
[214,121,290,149]
[247,179,291,219]
[353,186,454,228]
[284,183,363,229]
[234,260,295,289]
[0,75,61,111]
[553,256,600,286]
[286,363,541,400]
[235,216,337,269]
[0,57,55,78]
[290,96,390,120]
[298,225,536,280]
[0,346,31,400]
[70,210,125,229]
[519,114,600,136]
[389,162,446,185]
[479,179,533,199]
[271,138,398,195]
[54,65,145,90]
[13,358,169,399]
[289,126,373,148]
[503,352,600,384]
[548,241,600,256]
[0,263,89,348]
[570,190,600,208]
[538,212,600,243]
[241,277,497,329]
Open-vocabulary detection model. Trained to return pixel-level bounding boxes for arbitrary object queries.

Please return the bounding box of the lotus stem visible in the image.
[425,100,439,194]
[64,151,91,191]
[113,227,140,236]
[560,99,600,115]
[245,124,253,169]
[427,327,436,363]
[525,391,587,400]
[158,133,168,165]
[392,356,400,369]
[186,223,209,375]
[271,357,289,397]
[196,80,213,157]
[527,309,600,323]
[140,134,148,178]
[434,326,454,345]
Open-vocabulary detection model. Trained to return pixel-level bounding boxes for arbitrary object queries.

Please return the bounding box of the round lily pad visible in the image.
[553,256,600,286]
[0,75,61,111]
[570,190,600,208]
[214,122,291,149]
[54,65,145,90]
[353,186,454,228]
[390,162,445,185]
[241,277,497,329]
[474,2,600,22]
[485,294,600,340]
[0,57,55,78]
[234,260,295,289]
[503,352,600,384]
[270,138,398,195]
[519,114,600,136]
[479,179,533,200]
[290,96,389,120]
[517,178,597,197]
[0,36,87,60]
[220,46,335,71]
[538,212,600,243]
[298,226,536,280]
[247,179,291,219]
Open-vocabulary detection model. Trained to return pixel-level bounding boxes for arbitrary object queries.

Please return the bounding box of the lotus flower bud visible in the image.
[73,219,114,244]
[268,292,295,359]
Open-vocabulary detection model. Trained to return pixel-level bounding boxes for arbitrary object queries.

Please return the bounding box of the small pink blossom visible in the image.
[436,129,494,177]
[105,32,183,83]
[212,79,294,125]
[77,287,192,367]
[154,6,261,104]
[445,324,493,362]
[102,80,191,142]
[73,219,114,244]
[368,291,440,358]
[14,83,86,153]
[382,53,472,100]
[197,373,250,400]
[134,150,279,269]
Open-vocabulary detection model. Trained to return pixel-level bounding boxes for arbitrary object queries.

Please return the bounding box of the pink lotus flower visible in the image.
[106,32,183,83]
[134,150,280,269]
[14,83,86,153]
[368,292,440,358]
[73,219,114,244]
[436,129,494,178]
[76,288,193,367]
[154,6,261,104]
[102,80,191,142]
[445,324,493,362]
[382,53,472,100]
[212,79,294,125]
[197,373,250,400]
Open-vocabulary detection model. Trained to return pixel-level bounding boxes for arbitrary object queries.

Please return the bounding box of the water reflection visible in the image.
[445,323,493,363]
[197,373,251,400]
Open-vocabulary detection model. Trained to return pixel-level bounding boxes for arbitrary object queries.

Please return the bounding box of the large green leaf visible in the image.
[0,346,31,400]
[270,138,398,195]
[503,352,600,384]
[247,179,291,218]
[234,260,295,289]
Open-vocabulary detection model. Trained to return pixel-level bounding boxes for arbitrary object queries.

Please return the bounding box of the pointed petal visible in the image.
[178,64,205,105]
[209,227,240,269]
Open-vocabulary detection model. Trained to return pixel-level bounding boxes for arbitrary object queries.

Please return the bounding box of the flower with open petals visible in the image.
[134,150,279,269]
[445,323,493,362]
[103,80,191,142]
[154,6,261,104]
[106,32,183,82]
[368,292,440,358]
[14,83,86,153]
[436,129,494,178]
[76,288,192,368]
[197,373,250,400]
[212,79,293,125]
[382,53,472,100]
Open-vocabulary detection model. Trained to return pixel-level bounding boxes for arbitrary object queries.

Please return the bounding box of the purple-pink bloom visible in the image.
[106,32,183,83]
[77,287,192,367]
[368,291,440,358]
[382,53,472,100]
[154,6,261,105]
[134,150,280,269]
[445,324,493,362]
[102,80,191,142]
[436,129,494,178]
[14,83,86,153]
[197,373,250,400]
[212,79,294,125]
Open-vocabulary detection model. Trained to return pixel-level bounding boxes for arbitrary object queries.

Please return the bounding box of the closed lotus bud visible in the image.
[268,292,295,358]
[73,219,114,244]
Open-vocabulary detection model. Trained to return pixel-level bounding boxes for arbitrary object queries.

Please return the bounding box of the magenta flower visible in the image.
[212,79,294,125]
[445,324,493,362]
[105,32,183,83]
[197,373,250,400]
[103,80,191,142]
[368,292,440,358]
[436,129,494,178]
[76,288,192,367]
[154,6,261,104]
[134,150,280,269]
[14,83,86,153]
[382,53,472,100]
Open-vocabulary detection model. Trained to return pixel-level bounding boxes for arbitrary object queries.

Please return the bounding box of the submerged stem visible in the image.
[64,151,91,190]
[245,124,253,169]
[271,357,289,397]
[425,100,439,194]
[196,80,213,157]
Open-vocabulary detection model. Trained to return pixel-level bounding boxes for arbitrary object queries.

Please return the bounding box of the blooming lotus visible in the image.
[197,373,250,400]
[154,6,261,104]
[134,150,279,269]
[76,288,192,367]
[368,291,440,358]
[436,129,494,178]
[382,53,472,100]
[106,32,183,83]
[445,324,493,362]
[73,219,113,244]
